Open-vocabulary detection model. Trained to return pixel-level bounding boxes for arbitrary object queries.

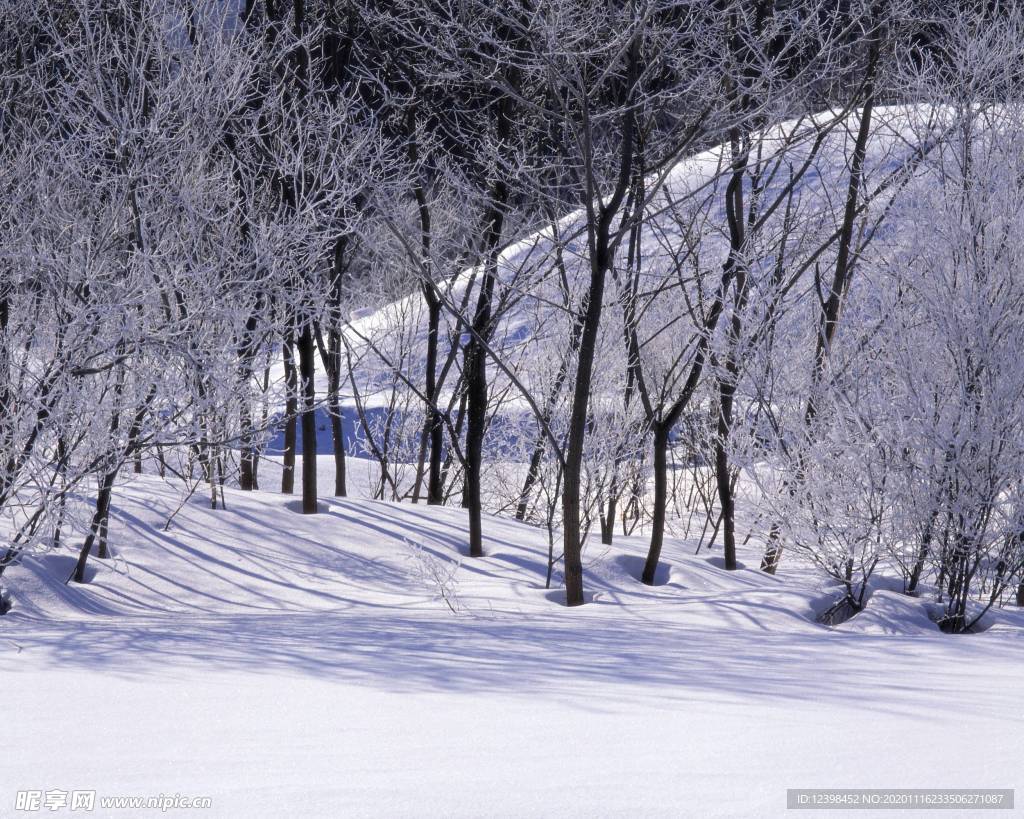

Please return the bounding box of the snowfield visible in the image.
[3,474,1023,818]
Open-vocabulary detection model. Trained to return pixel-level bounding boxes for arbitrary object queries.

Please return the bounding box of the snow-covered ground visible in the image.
[3,474,1023,818]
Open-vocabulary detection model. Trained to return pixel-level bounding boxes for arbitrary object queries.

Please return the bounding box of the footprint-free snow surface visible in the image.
[3,475,1023,817]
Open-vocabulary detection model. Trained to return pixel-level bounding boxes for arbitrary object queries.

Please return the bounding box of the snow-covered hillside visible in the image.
[3,476,1023,817]
[316,106,927,418]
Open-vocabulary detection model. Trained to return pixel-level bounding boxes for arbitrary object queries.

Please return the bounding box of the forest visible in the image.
[4,0,1022,630]
[5,2,1024,815]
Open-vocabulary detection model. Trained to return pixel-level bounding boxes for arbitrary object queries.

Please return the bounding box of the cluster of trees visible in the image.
[2,0,1023,631]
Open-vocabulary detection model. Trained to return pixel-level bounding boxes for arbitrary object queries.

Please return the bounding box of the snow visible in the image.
[3,475,1023,817]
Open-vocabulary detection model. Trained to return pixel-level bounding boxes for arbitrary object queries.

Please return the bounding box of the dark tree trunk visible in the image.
[53,496,66,548]
[636,247,734,582]
[462,81,513,557]
[515,440,547,521]
[463,269,495,557]
[216,452,227,510]
[600,494,617,546]
[239,401,256,491]
[405,111,444,507]
[412,292,444,506]
[239,301,261,493]
[281,336,297,494]
[563,235,612,603]
[714,397,737,570]
[424,294,444,505]
[97,488,111,560]
[0,290,8,431]
[907,516,937,594]
[253,365,271,490]
[52,437,68,547]
[298,322,318,514]
[760,525,783,574]
[326,327,347,497]
[318,318,347,497]
[642,422,670,585]
[715,128,748,573]
[87,370,143,564]
[326,238,347,497]
[562,33,641,606]
[72,470,116,583]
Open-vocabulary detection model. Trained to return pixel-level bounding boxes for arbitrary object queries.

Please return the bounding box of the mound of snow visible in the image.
[835,590,941,636]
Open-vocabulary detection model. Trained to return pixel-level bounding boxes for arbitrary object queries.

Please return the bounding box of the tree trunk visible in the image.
[298,322,318,514]
[562,238,611,604]
[561,31,639,603]
[0,291,7,438]
[463,276,493,557]
[515,439,546,521]
[413,293,444,506]
[907,519,936,594]
[407,112,444,507]
[462,99,511,555]
[253,364,271,490]
[72,470,115,583]
[327,349,347,497]
[424,295,444,505]
[322,322,347,498]
[760,525,782,574]
[97,499,110,559]
[714,401,737,570]
[326,238,347,497]
[642,422,669,585]
[714,123,749,572]
[281,336,297,494]
[239,402,256,491]
[561,463,585,605]
[600,494,617,546]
